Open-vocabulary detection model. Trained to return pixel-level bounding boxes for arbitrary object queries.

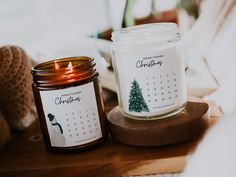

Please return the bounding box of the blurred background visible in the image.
[0,0,201,59]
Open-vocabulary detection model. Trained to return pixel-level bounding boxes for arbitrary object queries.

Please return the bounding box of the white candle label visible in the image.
[114,46,187,117]
[39,82,102,147]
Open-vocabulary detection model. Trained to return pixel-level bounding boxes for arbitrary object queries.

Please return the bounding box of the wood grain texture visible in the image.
[108,101,209,147]
[0,90,219,177]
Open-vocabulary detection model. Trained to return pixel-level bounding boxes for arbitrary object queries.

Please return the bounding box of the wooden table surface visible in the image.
[0,90,220,177]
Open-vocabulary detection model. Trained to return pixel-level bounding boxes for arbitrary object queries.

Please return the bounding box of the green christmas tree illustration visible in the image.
[128,79,149,112]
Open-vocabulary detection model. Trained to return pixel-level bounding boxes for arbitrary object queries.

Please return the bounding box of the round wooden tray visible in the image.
[107,98,209,147]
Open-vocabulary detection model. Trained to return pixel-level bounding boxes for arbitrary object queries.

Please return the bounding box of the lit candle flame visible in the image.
[54,61,59,70]
[67,62,73,72]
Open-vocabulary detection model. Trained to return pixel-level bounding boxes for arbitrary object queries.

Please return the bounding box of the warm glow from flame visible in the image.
[67,62,73,72]
[54,61,59,70]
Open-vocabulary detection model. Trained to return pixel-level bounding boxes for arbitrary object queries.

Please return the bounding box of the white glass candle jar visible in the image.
[111,23,187,120]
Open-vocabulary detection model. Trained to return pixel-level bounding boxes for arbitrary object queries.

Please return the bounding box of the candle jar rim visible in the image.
[111,22,180,44]
[32,56,94,75]
[32,56,97,87]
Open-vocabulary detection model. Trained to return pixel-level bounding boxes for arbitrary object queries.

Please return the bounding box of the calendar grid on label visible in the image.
[144,73,180,110]
[63,107,101,143]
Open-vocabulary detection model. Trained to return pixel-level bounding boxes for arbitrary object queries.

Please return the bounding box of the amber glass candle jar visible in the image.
[32,56,107,152]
